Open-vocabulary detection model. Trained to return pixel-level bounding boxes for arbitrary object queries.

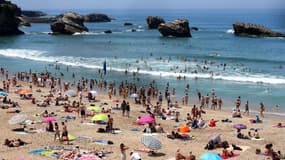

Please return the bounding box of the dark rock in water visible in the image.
[146,16,165,29]
[158,19,191,37]
[124,22,133,26]
[104,30,112,34]
[17,16,31,27]
[0,0,23,35]
[191,27,199,31]
[233,22,285,38]
[131,29,136,32]
[21,16,56,23]
[50,12,88,35]
[83,13,111,22]
[21,10,47,17]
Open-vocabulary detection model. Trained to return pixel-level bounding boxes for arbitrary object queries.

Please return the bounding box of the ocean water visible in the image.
[0,9,284,115]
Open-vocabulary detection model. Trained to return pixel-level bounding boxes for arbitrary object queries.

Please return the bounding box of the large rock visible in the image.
[146,16,165,29]
[21,16,56,23]
[17,16,31,26]
[50,12,88,35]
[233,22,285,38]
[83,13,111,22]
[21,10,47,17]
[158,19,191,37]
[0,0,23,35]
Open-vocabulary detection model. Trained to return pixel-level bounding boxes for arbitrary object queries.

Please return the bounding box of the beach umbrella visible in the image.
[137,115,155,125]
[8,114,29,125]
[130,93,139,98]
[91,114,108,121]
[43,116,56,123]
[200,152,222,160]
[233,124,247,130]
[0,91,8,96]
[18,89,30,95]
[141,135,162,150]
[88,106,101,112]
[178,125,190,133]
[65,90,77,97]
[89,90,97,96]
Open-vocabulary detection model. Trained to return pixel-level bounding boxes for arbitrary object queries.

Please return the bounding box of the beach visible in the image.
[0,71,284,160]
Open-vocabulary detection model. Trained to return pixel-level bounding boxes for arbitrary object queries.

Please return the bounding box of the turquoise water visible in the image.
[0,9,284,115]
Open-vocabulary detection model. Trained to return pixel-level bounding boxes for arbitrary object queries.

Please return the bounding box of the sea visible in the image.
[0,9,284,116]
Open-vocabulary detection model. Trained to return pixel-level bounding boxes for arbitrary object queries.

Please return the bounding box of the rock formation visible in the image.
[124,22,133,26]
[104,30,112,34]
[233,22,285,38]
[158,19,191,37]
[83,13,111,22]
[21,10,47,17]
[0,0,23,35]
[146,16,165,29]
[50,12,88,35]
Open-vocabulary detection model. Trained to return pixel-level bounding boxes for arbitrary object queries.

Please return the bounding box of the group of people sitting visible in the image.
[237,128,260,140]
[256,144,285,160]
[3,138,29,147]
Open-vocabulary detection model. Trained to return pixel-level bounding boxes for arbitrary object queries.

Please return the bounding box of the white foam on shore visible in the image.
[1,49,285,85]
[226,29,234,34]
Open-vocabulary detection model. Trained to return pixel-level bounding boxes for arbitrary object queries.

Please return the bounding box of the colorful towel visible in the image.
[76,136,91,141]
[29,149,46,155]
[93,139,113,145]
[221,154,240,159]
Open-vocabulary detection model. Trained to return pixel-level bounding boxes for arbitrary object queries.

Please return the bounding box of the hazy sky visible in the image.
[10,0,285,10]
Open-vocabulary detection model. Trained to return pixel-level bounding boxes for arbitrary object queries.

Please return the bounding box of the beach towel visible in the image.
[131,128,140,131]
[76,136,91,141]
[273,125,285,128]
[134,149,153,154]
[81,122,96,126]
[221,154,240,159]
[142,133,159,136]
[251,137,264,141]
[106,130,122,134]
[93,139,113,145]
[15,131,28,135]
[29,149,46,155]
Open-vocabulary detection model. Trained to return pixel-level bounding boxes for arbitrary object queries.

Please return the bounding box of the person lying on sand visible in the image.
[222,146,234,158]
[3,138,30,147]
[175,148,186,160]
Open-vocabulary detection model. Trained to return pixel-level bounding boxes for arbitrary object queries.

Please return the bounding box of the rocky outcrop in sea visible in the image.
[83,13,111,22]
[50,12,88,35]
[0,0,23,35]
[158,19,191,37]
[146,16,165,29]
[233,22,285,38]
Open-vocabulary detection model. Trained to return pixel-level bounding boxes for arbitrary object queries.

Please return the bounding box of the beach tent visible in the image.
[178,125,190,133]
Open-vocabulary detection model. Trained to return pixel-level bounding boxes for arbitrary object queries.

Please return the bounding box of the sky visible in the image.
[10,0,285,10]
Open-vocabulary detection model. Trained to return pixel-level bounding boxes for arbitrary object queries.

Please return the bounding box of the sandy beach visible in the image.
[0,73,284,160]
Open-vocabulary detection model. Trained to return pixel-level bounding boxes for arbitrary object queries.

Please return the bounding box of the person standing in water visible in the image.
[260,102,265,118]
[244,100,249,116]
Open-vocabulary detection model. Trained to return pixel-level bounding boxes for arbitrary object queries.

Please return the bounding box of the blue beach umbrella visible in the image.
[0,91,8,96]
[130,93,139,98]
[200,152,222,160]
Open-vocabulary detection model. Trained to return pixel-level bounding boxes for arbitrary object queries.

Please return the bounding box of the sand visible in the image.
[0,80,284,160]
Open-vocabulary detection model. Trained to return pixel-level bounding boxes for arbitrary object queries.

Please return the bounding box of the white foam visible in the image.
[1,49,285,85]
[226,29,234,34]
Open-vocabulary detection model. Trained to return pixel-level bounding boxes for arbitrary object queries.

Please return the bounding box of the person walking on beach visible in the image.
[121,100,127,116]
[79,104,86,121]
[54,122,60,142]
[260,102,265,118]
[120,143,129,160]
[244,100,249,116]
[107,114,114,132]
[236,96,241,110]
[61,121,69,145]
[218,97,222,110]
[126,102,130,118]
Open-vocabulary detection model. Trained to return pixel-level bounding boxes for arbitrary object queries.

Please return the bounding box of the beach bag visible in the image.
[97,128,105,133]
